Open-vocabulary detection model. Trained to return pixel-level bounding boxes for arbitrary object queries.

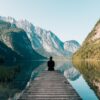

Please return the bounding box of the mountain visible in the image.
[0,16,80,58]
[64,40,80,53]
[14,19,70,57]
[73,19,100,60]
[0,40,19,62]
[0,20,45,61]
[16,21,65,57]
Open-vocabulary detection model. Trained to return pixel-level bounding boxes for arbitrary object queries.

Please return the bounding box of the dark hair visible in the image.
[50,56,52,60]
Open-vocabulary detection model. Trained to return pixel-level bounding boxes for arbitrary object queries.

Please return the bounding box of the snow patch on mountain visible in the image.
[64,40,80,53]
[64,67,80,81]
[0,16,80,58]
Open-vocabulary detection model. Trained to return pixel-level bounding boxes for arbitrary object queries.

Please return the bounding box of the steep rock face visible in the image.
[0,20,44,61]
[15,20,66,57]
[0,20,19,61]
[15,19,80,57]
[64,40,80,53]
[84,20,100,43]
[0,16,80,58]
[0,41,19,61]
[35,27,65,57]
[16,20,42,50]
[73,19,100,60]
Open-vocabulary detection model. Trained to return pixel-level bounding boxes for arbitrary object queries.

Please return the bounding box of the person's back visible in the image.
[47,57,55,71]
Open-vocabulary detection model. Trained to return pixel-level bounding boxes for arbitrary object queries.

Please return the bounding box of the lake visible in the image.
[0,60,99,100]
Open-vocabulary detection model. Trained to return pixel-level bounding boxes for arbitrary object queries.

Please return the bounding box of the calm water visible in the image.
[0,60,99,100]
[55,61,98,100]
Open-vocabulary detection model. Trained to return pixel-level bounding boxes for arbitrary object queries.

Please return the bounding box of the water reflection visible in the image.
[73,61,100,99]
[30,61,98,100]
[0,61,44,100]
[55,61,80,81]
[0,60,99,100]
[55,61,98,100]
[31,62,48,80]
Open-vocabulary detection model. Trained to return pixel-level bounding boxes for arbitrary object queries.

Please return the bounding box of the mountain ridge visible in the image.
[0,20,45,61]
[0,16,80,58]
[73,19,100,60]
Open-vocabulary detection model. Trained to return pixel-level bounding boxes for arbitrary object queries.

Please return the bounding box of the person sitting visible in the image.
[47,56,55,71]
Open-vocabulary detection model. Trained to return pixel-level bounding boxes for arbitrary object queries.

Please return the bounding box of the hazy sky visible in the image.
[0,0,100,44]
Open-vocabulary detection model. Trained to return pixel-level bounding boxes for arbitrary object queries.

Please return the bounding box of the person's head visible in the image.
[50,56,52,61]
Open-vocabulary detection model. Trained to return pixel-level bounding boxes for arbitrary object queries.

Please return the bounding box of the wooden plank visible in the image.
[18,71,82,100]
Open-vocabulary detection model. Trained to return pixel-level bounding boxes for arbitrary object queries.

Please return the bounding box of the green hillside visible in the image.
[73,19,100,60]
[0,20,45,61]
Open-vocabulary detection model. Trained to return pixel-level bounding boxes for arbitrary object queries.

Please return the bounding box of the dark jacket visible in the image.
[47,60,55,71]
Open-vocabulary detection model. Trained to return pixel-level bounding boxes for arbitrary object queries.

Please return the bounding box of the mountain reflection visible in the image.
[0,61,44,100]
[73,61,100,99]
[55,61,80,81]
[0,60,99,100]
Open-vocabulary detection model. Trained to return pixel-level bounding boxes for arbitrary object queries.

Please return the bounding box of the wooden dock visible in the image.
[18,71,81,100]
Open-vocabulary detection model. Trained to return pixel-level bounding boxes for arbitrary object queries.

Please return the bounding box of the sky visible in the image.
[0,0,100,44]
